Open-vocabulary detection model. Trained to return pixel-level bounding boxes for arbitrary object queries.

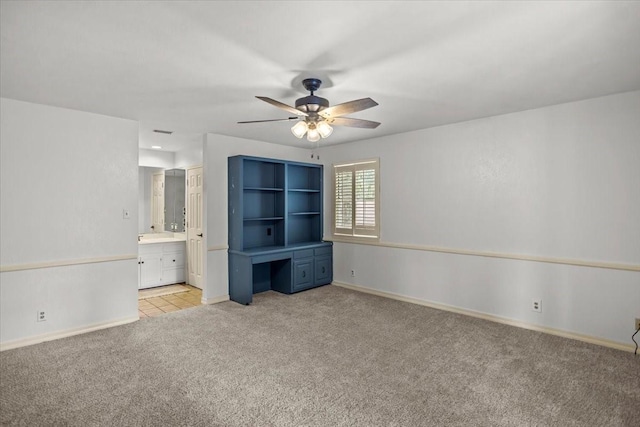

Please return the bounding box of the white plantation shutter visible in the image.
[334,167,353,235]
[333,159,379,239]
[354,164,377,235]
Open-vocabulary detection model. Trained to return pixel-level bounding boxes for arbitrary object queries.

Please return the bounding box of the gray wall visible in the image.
[319,90,640,347]
[1,98,139,347]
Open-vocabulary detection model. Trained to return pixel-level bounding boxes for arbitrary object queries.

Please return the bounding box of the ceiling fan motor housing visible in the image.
[295,95,329,113]
[296,78,329,114]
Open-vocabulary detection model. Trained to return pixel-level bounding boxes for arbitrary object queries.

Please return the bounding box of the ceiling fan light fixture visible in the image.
[241,77,380,142]
[307,126,320,142]
[291,120,308,138]
[316,121,333,138]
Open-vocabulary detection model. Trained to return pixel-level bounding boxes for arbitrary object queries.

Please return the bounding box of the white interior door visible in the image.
[152,172,164,233]
[187,167,204,288]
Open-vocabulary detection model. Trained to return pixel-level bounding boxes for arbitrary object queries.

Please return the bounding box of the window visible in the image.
[333,159,379,239]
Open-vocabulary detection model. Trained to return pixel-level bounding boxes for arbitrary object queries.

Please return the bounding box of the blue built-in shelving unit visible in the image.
[228,155,332,304]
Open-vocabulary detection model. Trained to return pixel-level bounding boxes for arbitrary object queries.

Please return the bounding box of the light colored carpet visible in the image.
[1,285,639,426]
[137,283,190,299]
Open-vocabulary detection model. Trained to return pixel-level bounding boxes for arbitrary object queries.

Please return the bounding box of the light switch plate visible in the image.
[123,209,130,219]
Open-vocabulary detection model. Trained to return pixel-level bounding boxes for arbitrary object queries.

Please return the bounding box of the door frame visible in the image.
[186,165,205,294]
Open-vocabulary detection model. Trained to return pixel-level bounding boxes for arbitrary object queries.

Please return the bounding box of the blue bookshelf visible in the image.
[228,155,332,304]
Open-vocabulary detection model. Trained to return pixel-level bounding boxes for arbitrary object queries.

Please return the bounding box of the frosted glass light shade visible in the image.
[307,127,320,142]
[291,121,308,138]
[316,121,333,138]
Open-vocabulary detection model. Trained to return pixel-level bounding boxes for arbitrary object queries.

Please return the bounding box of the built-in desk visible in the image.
[228,242,332,305]
[228,155,331,305]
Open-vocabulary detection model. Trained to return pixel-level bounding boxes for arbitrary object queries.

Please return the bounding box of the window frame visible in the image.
[332,158,380,241]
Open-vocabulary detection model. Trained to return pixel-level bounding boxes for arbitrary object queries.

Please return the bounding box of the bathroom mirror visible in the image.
[138,167,186,234]
[164,168,185,232]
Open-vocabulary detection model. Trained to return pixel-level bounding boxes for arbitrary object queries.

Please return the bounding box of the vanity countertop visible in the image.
[138,233,186,245]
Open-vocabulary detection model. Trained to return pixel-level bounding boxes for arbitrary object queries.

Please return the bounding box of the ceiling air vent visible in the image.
[153,129,173,135]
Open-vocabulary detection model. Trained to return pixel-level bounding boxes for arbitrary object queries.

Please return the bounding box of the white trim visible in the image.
[332,281,635,353]
[326,238,639,272]
[207,244,228,252]
[0,316,139,352]
[331,158,380,168]
[202,294,230,305]
[0,254,138,273]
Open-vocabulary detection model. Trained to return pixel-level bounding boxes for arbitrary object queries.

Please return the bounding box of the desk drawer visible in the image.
[252,252,293,264]
[314,246,332,256]
[293,249,314,259]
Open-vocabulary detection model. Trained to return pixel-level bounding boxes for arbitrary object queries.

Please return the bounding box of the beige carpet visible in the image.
[1,285,639,426]
[137,283,190,299]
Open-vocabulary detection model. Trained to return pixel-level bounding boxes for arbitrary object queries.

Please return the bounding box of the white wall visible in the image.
[202,134,318,301]
[139,148,174,168]
[319,91,640,347]
[0,98,139,347]
[140,145,202,170]
[175,145,203,169]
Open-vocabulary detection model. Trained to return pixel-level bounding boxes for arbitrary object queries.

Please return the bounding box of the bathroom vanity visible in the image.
[138,233,186,289]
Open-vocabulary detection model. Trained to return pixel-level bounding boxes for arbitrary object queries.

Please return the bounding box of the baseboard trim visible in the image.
[0,254,137,273]
[207,245,228,252]
[332,281,635,353]
[202,294,230,305]
[0,316,139,352]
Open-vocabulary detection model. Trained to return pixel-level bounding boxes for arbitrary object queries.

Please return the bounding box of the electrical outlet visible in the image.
[37,310,47,322]
[351,270,355,277]
[532,299,542,313]
[635,318,640,330]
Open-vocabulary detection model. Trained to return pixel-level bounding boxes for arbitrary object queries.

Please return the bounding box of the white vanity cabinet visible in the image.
[161,244,186,285]
[139,247,163,289]
[138,241,186,289]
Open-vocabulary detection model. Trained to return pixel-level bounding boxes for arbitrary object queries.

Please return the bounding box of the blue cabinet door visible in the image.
[293,259,313,291]
[314,256,332,285]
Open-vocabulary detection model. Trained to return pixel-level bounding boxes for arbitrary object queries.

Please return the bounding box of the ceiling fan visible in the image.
[238,78,380,142]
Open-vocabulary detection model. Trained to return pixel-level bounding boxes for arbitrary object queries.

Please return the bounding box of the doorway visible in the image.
[138,164,206,317]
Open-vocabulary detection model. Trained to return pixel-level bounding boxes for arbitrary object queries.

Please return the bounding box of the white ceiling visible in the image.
[2,1,639,151]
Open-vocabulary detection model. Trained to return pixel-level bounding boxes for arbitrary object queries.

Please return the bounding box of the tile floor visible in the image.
[138,284,202,318]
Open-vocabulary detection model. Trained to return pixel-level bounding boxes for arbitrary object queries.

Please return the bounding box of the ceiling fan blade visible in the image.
[328,117,381,129]
[319,98,378,119]
[256,96,308,117]
[238,117,299,124]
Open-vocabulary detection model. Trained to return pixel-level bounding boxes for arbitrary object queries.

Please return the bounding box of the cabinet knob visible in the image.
[197,233,203,237]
